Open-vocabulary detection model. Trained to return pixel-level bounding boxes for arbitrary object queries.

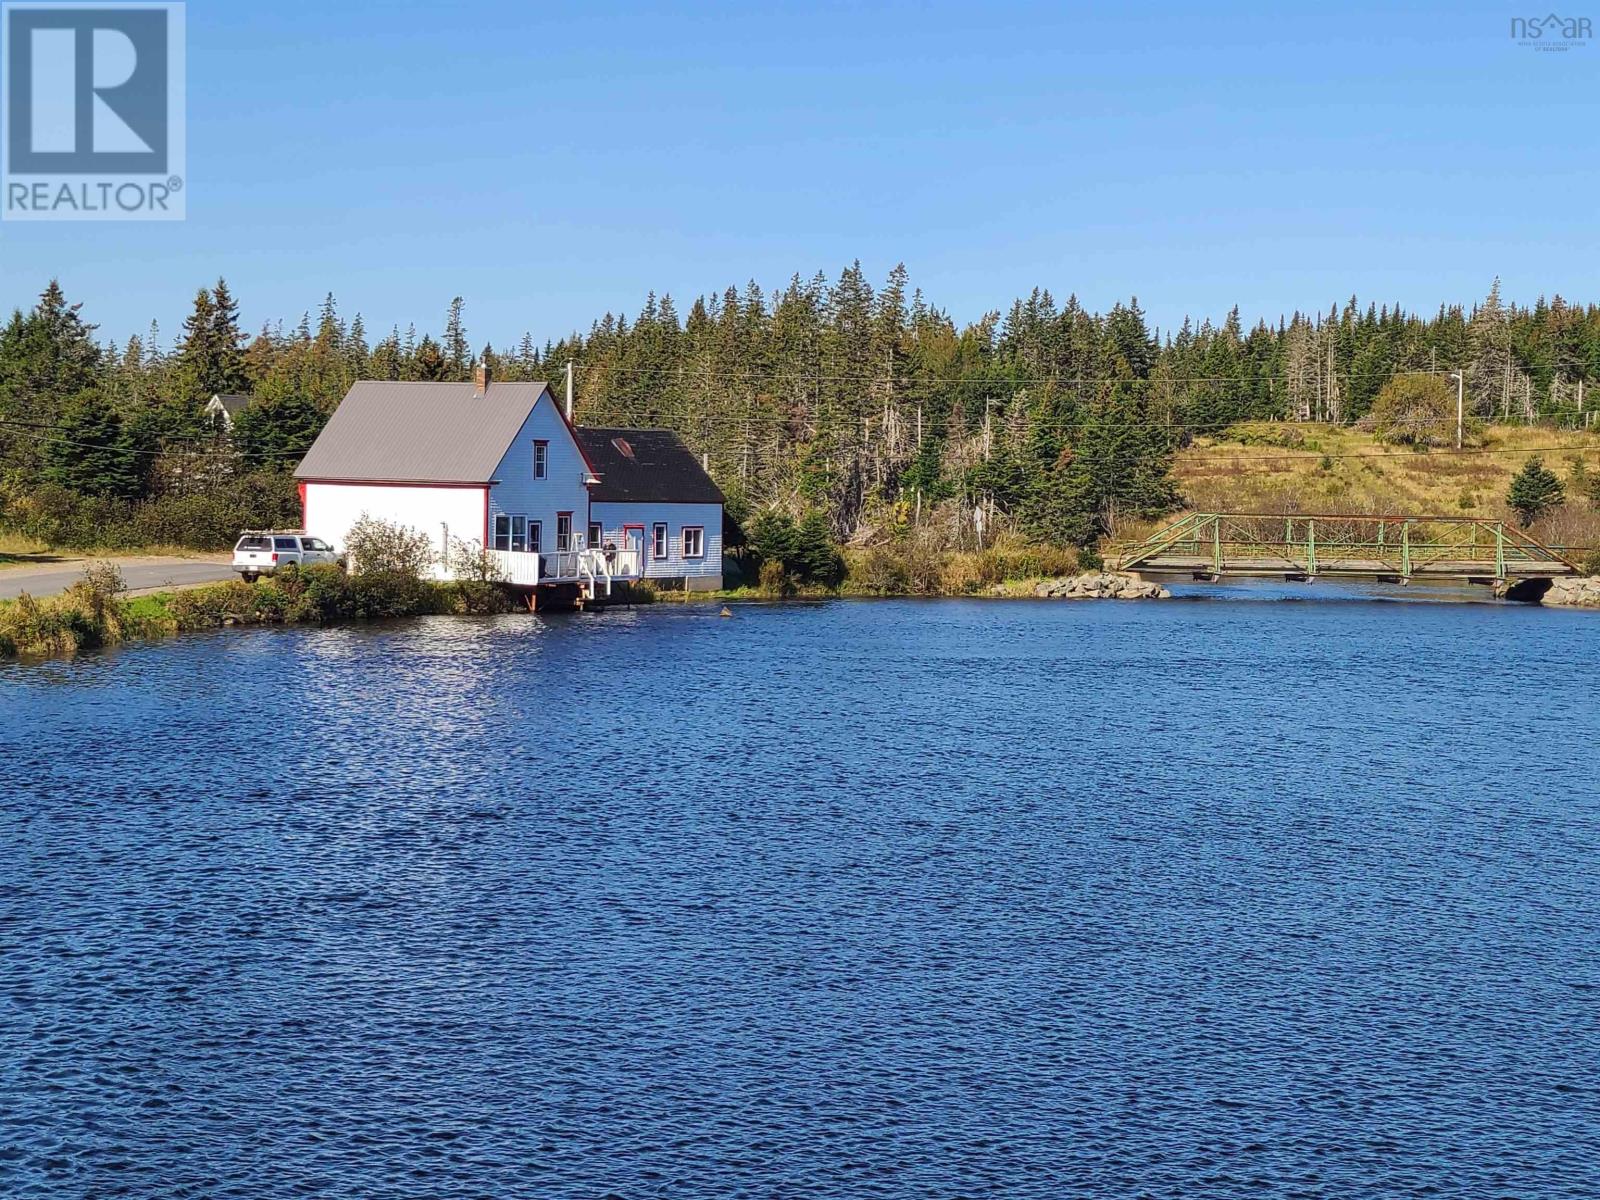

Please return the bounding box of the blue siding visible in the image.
[486,393,592,551]
[591,501,723,579]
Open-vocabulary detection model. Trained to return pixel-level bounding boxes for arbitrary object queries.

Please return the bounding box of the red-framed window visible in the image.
[651,523,668,560]
[556,512,573,552]
[681,526,705,559]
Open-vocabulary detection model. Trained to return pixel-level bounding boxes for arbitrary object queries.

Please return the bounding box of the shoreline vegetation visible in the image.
[0,540,1087,661]
[7,548,1598,666]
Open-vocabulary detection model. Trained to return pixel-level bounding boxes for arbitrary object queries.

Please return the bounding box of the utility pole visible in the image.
[564,361,574,421]
[1449,370,1464,449]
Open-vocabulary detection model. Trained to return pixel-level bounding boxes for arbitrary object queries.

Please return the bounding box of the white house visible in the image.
[205,393,251,431]
[575,427,726,592]
[293,367,723,596]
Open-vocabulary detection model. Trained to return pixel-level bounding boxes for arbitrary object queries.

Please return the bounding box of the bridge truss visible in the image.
[1115,513,1580,582]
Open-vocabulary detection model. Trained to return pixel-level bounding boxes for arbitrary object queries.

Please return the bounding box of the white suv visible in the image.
[233,532,341,581]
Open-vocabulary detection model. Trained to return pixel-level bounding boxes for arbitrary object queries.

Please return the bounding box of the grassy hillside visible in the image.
[1136,423,1600,555]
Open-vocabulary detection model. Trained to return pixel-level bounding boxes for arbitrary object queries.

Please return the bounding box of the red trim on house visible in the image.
[298,481,308,529]
[556,510,574,552]
[681,525,705,559]
[651,521,669,560]
[482,488,490,547]
[546,387,601,478]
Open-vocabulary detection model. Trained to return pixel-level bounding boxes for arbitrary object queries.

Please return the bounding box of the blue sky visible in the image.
[1,0,1595,347]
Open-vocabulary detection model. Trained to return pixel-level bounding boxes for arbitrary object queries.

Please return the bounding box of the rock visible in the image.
[1031,571,1169,601]
[1542,576,1600,609]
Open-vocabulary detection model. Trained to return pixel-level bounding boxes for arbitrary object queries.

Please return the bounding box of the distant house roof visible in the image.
[575,427,724,505]
[207,393,251,416]
[295,381,550,484]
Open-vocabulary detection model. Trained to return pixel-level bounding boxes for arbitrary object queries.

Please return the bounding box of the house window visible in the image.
[493,514,511,551]
[588,522,602,550]
[533,441,548,480]
[529,521,542,553]
[557,513,572,552]
[510,515,527,552]
[682,526,705,559]
[651,523,668,560]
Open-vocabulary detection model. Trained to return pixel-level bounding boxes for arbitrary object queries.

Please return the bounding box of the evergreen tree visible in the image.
[1507,457,1565,527]
[172,281,247,410]
[42,391,140,497]
[443,297,469,378]
[231,390,324,471]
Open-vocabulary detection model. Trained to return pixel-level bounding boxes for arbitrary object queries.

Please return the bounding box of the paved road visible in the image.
[0,557,234,600]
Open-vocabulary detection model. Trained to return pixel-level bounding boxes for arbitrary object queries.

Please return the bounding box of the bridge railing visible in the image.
[1114,513,1579,579]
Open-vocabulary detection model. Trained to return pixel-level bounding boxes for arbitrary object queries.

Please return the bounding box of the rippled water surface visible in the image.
[4,595,1600,1198]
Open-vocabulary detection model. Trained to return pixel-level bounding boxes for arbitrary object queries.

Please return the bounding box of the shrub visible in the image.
[447,537,507,583]
[0,472,301,551]
[848,546,912,595]
[1220,423,1306,449]
[758,559,793,597]
[170,581,262,627]
[299,562,353,620]
[747,510,845,589]
[0,564,134,657]
[451,580,512,614]
[1367,373,1457,447]
[348,570,441,619]
[344,515,438,577]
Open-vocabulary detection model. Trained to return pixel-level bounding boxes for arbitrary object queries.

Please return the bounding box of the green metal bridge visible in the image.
[1115,513,1581,584]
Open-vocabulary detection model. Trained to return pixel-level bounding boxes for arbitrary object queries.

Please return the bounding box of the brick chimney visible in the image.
[473,361,490,395]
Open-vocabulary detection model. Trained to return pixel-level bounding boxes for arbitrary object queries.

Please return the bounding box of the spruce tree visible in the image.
[43,391,140,497]
[443,297,469,378]
[1507,457,1565,527]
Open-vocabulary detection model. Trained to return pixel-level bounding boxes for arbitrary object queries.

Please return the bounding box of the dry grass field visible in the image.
[1112,423,1600,556]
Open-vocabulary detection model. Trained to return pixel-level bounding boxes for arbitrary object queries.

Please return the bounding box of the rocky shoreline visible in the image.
[1539,576,1600,609]
[991,571,1171,600]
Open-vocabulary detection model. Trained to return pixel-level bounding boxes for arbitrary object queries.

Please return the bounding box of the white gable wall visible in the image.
[303,482,486,579]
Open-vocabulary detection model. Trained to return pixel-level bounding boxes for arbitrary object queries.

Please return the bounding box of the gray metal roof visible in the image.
[295,381,549,483]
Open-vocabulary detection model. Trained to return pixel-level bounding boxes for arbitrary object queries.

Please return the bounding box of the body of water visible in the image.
[4,593,1599,1197]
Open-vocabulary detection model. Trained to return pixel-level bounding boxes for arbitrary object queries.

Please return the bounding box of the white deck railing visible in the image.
[484,547,644,594]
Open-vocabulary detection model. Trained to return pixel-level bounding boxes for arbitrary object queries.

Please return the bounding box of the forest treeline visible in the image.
[2,266,1598,550]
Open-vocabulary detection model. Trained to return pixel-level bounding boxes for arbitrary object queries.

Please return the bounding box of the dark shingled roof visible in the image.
[575,427,724,505]
[295,381,549,483]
